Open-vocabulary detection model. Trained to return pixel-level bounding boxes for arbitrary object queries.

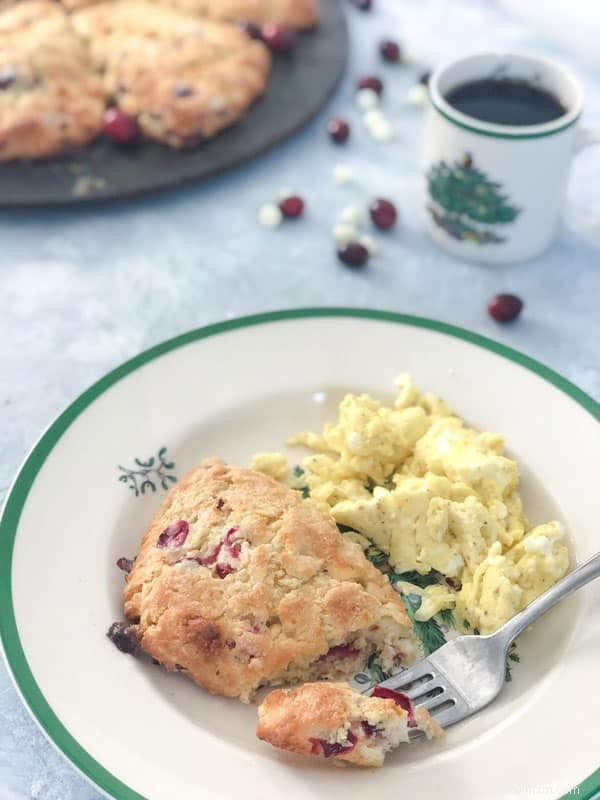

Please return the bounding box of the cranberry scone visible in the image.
[257,682,443,767]
[72,1,271,147]
[0,0,105,160]
[61,0,318,27]
[118,458,418,702]
[155,0,318,29]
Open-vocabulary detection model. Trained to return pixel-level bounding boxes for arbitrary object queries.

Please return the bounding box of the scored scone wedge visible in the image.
[0,1,105,160]
[257,682,443,767]
[61,0,319,28]
[121,458,419,702]
[151,0,318,29]
[72,1,271,147]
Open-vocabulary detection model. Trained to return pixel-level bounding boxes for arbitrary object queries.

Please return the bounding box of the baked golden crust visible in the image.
[155,0,318,28]
[73,1,271,146]
[0,1,105,160]
[257,682,443,767]
[62,0,318,27]
[124,459,417,701]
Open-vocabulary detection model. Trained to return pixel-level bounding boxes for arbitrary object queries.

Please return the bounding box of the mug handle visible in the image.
[574,126,600,153]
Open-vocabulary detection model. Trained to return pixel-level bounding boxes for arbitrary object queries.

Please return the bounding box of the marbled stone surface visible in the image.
[1,0,599,797]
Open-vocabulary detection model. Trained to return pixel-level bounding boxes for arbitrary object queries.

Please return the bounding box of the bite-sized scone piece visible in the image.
[73,1,271,146]
[257,682,443,767]
[123,458,418,701]
[0,1,105,160]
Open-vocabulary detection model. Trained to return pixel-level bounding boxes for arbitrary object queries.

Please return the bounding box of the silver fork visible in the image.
[364,552,600,735]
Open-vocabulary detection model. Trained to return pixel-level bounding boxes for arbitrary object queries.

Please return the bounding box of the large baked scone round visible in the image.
[257,682,443,767]
[0,1,105,160]
[155,0,318,29]
[73,1,271,146]
[60,0,318,28]
[122,458,418,701]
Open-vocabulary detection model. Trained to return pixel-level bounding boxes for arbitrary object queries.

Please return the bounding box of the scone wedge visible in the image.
[257,682,443,766]
[154,0,319,29]
[121,458,419,701]
[0,1,105,160]
[61,0,319,28]
[72,1,271,147]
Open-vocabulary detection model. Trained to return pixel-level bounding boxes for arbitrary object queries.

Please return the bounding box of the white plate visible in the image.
[1,309,599,800]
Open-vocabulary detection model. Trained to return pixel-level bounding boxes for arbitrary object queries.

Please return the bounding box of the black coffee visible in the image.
[445,78,566,126]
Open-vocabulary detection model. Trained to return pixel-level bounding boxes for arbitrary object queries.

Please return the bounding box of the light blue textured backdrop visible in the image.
[1,1,599,798]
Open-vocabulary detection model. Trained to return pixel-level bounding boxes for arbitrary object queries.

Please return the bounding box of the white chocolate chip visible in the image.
[339,205,363,226]
[332,223,358,244]
[363,108,386,127]
[406,83,429,107]
[368,119,393,141]
[332,164,354,185]
[359,234,378,255]
[209,96,227,112]
[355,88,380,110]
[258,204,282,228]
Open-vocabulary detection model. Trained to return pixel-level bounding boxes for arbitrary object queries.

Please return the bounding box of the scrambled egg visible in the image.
[251,375,569,634]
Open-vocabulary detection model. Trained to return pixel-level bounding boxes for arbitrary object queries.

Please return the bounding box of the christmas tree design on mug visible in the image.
[427,153,521,244]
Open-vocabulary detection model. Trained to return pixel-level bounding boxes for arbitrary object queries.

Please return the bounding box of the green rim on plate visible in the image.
[1,308,598,800]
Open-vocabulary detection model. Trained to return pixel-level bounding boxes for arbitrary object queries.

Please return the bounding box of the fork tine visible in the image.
[367,658,435,695]
[400,679,438,701]
[412,687,447,710]
[427,697,470,728]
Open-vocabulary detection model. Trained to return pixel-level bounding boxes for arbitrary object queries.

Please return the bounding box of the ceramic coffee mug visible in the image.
[424,53,600,264]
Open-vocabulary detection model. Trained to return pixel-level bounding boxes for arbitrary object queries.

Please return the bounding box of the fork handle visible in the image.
[495,551,600,648]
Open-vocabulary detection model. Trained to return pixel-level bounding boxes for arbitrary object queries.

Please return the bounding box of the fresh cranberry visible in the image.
[358,75,383,96]
[215,563,234,579]
[337,242,369,268]
[238,20,262,39]
[380,40,401,63]
[487,294,524,322]
[197,527,242,574]
[156,520,189,549]
[227,540,242,558]
[372,686,417,726]
[317,643,360,662]
[279,195,305,218]
[261,23,296,53]
[370,197,397,230]
[224,527,240,547]
[198,541,221,566]
[116,557,133,573]
[309,731,357,758]
[361,720,382,737]
[102,107,139,144]
[107,622,139,655]
[327,117,350,144]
